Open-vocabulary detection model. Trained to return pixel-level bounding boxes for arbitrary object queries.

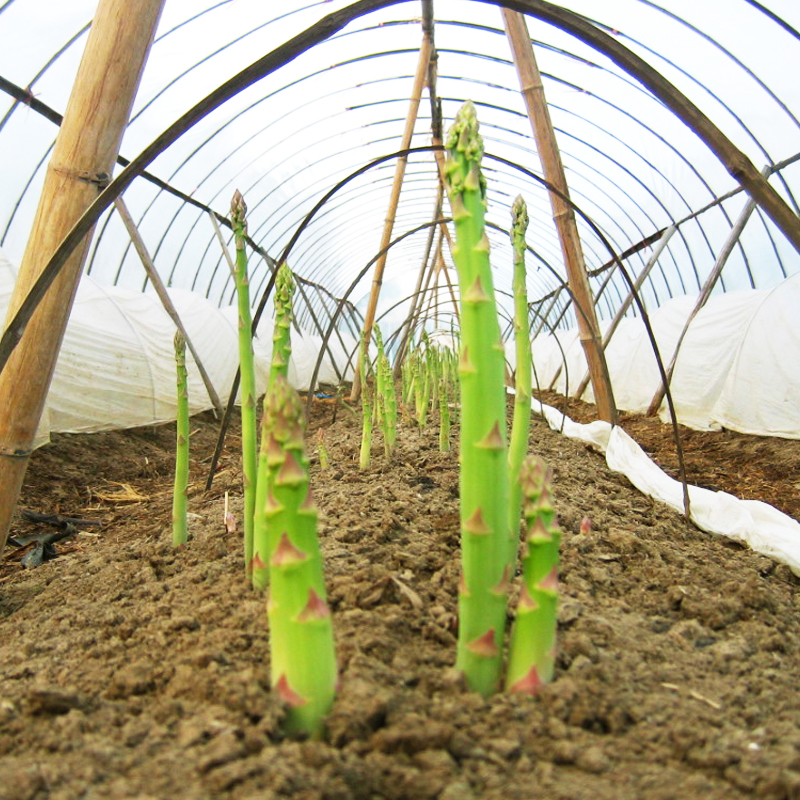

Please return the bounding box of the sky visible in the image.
[1,0,799,340]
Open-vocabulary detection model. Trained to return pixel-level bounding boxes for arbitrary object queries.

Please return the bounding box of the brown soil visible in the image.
[536,391,800,524]
[2,395,800,799]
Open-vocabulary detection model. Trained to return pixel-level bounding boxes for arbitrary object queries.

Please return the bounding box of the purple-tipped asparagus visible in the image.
[506,456,560,693]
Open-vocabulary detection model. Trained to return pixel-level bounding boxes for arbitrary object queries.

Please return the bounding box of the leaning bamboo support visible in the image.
[0,0,164,554]
[351,33,432,401]
[115,198,224,417]
[503,9,617,424]
[646,169,769,416]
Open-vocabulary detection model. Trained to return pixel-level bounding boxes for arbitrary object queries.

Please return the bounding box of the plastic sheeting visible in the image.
[0,249,353,447]
[531,273,800,439]
[534,400,800,577]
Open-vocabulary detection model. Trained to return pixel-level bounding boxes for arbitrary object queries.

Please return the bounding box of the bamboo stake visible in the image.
[547,230,667,393]
[646,168,770,415]
[207,209,237,278]
[350,33,432,401]
[0,0,164,554]
[574,226,677,399]
[393,186,443,378]
[503,10,617,424]
[115,198,224,417]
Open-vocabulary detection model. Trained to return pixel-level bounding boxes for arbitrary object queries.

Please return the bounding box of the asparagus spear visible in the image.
[253,261,296,591]
[264,375,337,737]
[375,328,396,459]
[506,456,560,693]
[231,190,258,578]
[445,101,510,696]
[270,262,295,385]
[172,331,189,548]
[507,195,532,565]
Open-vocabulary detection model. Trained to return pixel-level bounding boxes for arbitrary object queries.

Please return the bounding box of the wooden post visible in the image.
[115,197,224,417]
[503,9,617,423]
[0,0,165,552]
[350,33,432,400]
[646,169,769,415]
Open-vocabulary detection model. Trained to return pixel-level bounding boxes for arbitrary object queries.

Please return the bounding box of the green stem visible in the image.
[264,376,337,737]
[231,190,258,578]
[507,195,532,566]
[270,262,295,386]
[446,101,510,696]
[253,261,296,591]
[172,331,189,548]
[439,373,450,453]
[506,456,560,693]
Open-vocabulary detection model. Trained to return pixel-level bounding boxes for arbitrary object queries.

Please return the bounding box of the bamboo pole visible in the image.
[350,32,432,400]
[207,209,237,278]
[574,226,677,399]
[0,0,164,553]
[393,186,443,378]
[115,198,224,417]
[646,169,769,415]
[503,9,617,424]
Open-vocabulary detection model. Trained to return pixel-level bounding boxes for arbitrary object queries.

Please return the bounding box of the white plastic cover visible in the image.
[533,400,800,577]
[531,273,800,439]
[0,248,353,447]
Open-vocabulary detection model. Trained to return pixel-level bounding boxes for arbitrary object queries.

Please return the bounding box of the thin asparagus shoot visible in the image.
[270,262,295,386]
[172,331,189,548]
[316,429,329,471]
[507,195,532,565]
[231,190,258,578]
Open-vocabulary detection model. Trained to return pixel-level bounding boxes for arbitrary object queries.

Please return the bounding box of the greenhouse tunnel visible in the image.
[3,1,800,795]
[1,0,800,556]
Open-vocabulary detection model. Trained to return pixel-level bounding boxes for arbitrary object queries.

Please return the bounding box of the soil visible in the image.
[1,393,800,800]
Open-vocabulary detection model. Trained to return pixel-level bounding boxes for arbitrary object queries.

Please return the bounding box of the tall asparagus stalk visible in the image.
[231,190,258,578]
[507,196,532,565]
[252,261,296,591]
[506,456,560,693]
[445,101,510,696]
[263,375,337,737]
[172,331,189,548]
[438,372,450,453]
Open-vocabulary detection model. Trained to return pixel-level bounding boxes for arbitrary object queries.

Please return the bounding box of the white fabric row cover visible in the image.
[534,401,800,577]
[0,250,354,448]
[527,273,800,439]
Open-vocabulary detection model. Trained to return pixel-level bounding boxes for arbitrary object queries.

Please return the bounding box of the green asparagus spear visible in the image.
[231,190,258,578]
[172,331,189,548]
[264,376,337,737]
[507,195,533,565]
[506,456,560,693]
[445,101,510,696]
